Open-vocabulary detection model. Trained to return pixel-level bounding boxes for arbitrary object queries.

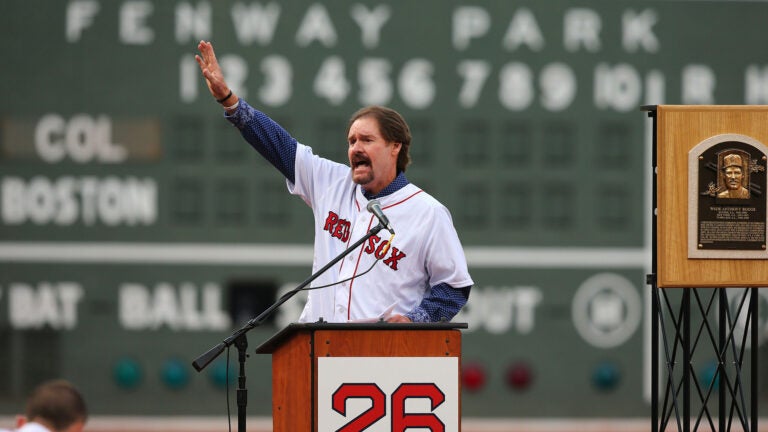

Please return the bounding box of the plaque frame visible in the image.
[687,133,768,259]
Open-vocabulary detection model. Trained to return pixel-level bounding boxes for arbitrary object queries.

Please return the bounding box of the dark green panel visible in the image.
[2,0,768,420]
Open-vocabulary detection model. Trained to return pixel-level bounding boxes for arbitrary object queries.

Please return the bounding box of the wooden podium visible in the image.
[255,322,466,432]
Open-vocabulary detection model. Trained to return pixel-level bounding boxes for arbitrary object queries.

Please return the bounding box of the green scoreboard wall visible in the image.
[1,0,767,418]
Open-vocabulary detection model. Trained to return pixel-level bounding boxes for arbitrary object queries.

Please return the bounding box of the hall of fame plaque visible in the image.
[688,134,768,259]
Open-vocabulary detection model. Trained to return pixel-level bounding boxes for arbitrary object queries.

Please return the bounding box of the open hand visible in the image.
[195,40,232,102]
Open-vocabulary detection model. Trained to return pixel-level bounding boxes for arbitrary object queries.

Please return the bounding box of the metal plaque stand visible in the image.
[644,105,760,432]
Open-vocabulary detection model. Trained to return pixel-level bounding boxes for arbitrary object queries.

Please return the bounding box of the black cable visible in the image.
[300,234,395,292]
[300,256,381,291]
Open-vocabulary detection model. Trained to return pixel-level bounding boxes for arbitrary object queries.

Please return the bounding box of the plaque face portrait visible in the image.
[688,134,768,259]
[714,150,751,200]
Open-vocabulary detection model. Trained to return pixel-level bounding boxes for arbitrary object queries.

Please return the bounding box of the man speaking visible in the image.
[196,40,473,323]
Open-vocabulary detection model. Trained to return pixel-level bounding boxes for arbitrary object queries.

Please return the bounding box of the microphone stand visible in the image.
[191,223,385,432]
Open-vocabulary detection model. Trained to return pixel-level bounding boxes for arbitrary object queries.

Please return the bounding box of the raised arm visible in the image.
[195,40,297,181]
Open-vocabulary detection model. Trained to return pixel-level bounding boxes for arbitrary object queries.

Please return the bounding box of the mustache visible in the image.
[350,153,370,165]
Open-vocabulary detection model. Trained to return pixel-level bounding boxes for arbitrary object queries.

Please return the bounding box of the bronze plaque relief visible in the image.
[688,135,768,258]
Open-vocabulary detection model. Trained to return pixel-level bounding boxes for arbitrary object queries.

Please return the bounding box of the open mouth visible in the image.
[352,156,371,170]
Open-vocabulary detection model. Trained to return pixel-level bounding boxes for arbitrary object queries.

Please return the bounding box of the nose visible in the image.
[349,140,364,153]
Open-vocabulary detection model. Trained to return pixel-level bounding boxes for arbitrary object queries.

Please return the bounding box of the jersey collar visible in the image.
[362,172,409,200]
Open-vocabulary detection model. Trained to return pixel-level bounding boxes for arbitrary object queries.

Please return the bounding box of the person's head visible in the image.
[347,106,412,195]
[24,380,87,432]
[722,153,744,190]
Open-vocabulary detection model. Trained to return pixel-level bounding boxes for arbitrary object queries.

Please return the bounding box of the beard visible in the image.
[351,167,374,186]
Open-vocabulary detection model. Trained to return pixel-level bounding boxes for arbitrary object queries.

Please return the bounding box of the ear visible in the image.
[15,415,26,429]
[390,142,402,156]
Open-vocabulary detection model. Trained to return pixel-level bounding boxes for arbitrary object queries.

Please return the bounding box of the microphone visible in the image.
[366,199,394,234]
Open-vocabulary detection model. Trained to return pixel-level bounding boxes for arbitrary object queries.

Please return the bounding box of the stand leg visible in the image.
[751,288,758,432]
[649,275,658,432]
[235,334,248,432]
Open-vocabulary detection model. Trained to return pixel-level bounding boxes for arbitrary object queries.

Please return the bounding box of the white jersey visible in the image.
[289,144,474,323]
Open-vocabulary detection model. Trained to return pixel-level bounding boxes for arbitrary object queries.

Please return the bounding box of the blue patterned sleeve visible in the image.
[224,99,297,183]
[405,283,471,323]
